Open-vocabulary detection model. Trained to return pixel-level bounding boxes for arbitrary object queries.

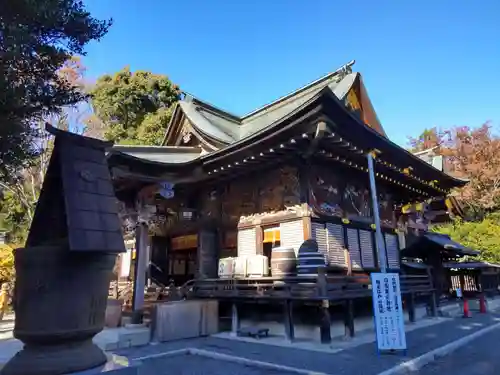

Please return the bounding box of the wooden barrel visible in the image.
[297,239,326,277]
[270,247,296,278]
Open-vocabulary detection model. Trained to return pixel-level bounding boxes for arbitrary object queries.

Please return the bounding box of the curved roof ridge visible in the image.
[241,60,355,120]
[183,92,241,121]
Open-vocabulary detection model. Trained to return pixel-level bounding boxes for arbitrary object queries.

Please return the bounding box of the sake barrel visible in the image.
[270,247,296,278]
[297,239,326,277]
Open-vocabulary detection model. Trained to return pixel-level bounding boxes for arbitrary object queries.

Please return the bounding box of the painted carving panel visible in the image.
[342,180,372,222]
[378,186,395,227]
[310,165,382,223]
[309,166,344,217]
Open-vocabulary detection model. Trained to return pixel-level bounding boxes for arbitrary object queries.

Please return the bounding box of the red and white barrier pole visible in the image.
[463,298,471,318]
[479,294,487,314]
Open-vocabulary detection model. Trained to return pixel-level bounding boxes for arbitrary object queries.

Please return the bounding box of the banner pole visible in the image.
[367,151,387,273]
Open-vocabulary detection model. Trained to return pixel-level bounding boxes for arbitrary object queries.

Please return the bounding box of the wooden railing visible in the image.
[482,272,500,294]
[189,274,433,301]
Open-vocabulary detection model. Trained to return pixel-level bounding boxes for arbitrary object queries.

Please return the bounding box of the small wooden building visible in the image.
[107,61,468,316]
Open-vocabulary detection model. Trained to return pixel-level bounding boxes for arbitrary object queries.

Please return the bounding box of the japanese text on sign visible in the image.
[370,272,407,351]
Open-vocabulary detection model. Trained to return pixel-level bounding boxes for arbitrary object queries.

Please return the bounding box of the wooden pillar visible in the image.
[283,299,295,343]
[255,225,264,255]
[302,216,312,241]
[132,223,149,323]
[459,273,466,296]
[407,293,416,323]
[428,292,438,317]
[198,229,218,279]
[231,302,240,336]
[344,299,355,338]
[475,271,482,293]
[317,268,331,344]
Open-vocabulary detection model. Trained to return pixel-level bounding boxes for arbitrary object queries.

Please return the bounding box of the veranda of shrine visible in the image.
[107,61,500,341]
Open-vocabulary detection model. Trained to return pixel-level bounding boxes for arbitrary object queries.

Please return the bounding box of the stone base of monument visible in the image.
[1,340,106,375]
[0,246,116,375]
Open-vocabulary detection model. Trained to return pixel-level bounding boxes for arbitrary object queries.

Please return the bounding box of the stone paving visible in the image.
[128,354,298,375]
[114,312,500,375]
[2,310,500,374]
[411,325,500,375]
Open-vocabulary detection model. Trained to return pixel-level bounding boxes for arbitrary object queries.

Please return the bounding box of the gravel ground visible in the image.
[114,313,500,375]
[413,325,500,375]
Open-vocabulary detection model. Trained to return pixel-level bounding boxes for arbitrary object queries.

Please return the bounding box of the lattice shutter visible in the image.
[280,220,305,256]
[385,233,400,269]
[326,223,346,267]
[359,229,375,268]
[237,228,256,257]
[346,228,362,270]
[311,222,328,263]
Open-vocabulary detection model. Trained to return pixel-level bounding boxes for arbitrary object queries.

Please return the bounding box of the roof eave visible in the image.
[319,89,467,189]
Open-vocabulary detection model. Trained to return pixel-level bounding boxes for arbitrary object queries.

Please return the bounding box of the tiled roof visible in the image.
[109,145,202,165]
[163,61,361,146]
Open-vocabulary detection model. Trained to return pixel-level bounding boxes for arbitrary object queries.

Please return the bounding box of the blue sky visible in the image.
[83,0,499,146]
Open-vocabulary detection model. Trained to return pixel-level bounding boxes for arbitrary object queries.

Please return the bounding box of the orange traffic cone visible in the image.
[463,299,472,318]
[479,294,487,314]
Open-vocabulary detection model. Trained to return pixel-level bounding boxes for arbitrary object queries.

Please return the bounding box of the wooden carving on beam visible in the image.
[258,169,283,212]
[237,166,301,225]
[280,166,300,207]
[222,177,257,223]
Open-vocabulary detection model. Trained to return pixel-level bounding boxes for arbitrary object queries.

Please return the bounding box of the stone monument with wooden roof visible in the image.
[2,125,125,375]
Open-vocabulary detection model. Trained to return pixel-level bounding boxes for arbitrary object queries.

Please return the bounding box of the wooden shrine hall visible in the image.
[107,60,470,329]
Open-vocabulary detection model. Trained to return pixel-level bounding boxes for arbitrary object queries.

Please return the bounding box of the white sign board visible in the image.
[371,272,407,351]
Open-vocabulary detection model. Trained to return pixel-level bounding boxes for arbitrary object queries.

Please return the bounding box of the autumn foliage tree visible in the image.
[443,124,500,217]
[409,123,500,219]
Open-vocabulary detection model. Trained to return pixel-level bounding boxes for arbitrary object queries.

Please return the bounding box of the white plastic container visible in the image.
[246,255,269,278]
[218,257,235,279]
[233,257,248,278]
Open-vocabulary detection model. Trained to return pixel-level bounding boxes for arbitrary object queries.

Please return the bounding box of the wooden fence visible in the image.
[189,274,434,301]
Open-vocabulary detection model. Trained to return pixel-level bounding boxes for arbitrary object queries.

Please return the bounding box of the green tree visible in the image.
[433,215,500,264]
[90,67,181,145]
[0,0,112,180]
[0,55,98,244]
